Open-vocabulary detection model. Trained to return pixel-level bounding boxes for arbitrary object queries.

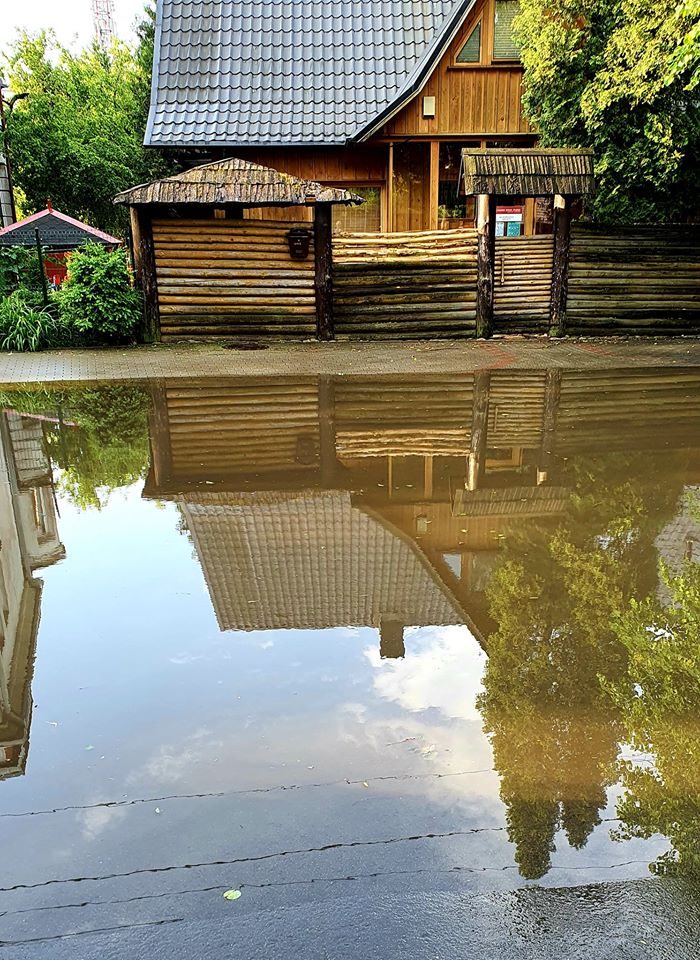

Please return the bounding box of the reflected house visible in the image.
[0,411,65,779]
[143,368,700,654]
[179,490,465,654]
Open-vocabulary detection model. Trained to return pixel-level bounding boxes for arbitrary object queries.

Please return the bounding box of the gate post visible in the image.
[550,195,572,337]
[314,203,334,341]
[476,195,496,338]
[132,206,161,343]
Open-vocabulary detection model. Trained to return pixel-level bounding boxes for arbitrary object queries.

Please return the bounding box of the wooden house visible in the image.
[145,0,542,235]
[0,203,121,286]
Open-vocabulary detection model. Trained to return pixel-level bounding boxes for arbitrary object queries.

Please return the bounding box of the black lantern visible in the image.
[287,228,312,260]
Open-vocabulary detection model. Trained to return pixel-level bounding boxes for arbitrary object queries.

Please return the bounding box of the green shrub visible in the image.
[56,243,141,344]
[0,245,44,300]
[0,290,57,352]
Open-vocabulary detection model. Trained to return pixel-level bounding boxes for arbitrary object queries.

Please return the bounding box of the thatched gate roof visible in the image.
[114,157,364,207]
[462,148,595,197]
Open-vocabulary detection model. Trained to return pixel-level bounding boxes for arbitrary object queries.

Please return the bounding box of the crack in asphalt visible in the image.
[0,768,496,820]
[0,817,626,896]
[0,917,184,947]
[0,856,649,922]
[0,827,507,893]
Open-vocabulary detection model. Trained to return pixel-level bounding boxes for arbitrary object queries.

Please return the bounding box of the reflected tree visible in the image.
[611,560,700,877]
[477,454,683,878]
[0,385,150,508]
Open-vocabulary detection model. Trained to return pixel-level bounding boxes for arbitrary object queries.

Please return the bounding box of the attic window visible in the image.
[493,0,522,59]
[456,22,481,63]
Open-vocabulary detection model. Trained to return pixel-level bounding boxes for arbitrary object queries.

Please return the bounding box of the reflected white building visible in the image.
[0,410,64,779]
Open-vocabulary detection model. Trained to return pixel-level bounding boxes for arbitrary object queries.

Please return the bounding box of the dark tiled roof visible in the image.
[0,209,120,249]
[146,1,474,147]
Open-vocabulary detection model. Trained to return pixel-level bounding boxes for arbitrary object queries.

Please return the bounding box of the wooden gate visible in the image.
[493,236,553,334]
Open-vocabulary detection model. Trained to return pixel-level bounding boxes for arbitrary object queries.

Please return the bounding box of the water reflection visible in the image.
[0,409,65,779]
[0,368,699,885]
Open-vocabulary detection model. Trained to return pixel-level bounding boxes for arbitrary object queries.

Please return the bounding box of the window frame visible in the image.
[453,18,483,66]
[491,0,522,62]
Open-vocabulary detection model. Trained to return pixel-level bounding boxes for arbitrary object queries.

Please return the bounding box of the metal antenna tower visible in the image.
[92,0,116,49]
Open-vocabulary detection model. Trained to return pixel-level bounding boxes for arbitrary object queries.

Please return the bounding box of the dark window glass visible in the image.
[493,0,521,59]
[456,22,481,63]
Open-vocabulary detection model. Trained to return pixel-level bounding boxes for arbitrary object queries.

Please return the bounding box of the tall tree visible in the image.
[515,0,700,222]
[1,5,174,234]
[478,453,684,878]
[612,556,700,877]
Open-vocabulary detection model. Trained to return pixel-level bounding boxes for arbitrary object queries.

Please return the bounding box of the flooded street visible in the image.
[0,367,699,957]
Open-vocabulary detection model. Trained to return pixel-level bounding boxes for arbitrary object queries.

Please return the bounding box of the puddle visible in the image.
[0,368,699,945]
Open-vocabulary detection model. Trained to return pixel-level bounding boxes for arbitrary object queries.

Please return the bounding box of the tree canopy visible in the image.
[515,0,700,222]
[0,5,174,235]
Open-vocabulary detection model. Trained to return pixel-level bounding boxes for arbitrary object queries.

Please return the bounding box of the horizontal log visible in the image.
[155,256,313,269]
[153,219,310,231]
[157,277,315,289]
[160,304,316,316]
[159,294,317,306]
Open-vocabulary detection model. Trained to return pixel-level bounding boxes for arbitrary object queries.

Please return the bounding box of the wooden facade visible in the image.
[221,0,536,235]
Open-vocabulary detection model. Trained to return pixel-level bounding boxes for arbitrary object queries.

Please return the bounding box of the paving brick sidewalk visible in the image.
[0,337,699,384]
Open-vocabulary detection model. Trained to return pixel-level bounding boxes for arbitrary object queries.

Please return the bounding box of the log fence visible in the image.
[332,229,478,339]
[145,215,699,342]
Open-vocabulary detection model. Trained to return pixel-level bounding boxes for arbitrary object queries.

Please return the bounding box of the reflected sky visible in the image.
[0,369,698,944]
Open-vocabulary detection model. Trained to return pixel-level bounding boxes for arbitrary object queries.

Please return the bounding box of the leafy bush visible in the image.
[0,290,57,352]
[56,243,141,344]
[0,246,44,299]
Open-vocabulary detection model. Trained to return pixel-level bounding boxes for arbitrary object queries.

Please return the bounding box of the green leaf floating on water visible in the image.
[223,889,242,901]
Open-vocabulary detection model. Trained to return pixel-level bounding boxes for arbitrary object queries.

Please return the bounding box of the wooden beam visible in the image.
[550,194,572,337]
[129,207,142,275]
[314,203,334,341]
[475,194,495,338]
[147,380,172,488]
[318,376,338,486]
[387,142,395,233]
[429,141,440,231]
[467,369,490,491]
[538,368,562,484]
[136,207,161,343]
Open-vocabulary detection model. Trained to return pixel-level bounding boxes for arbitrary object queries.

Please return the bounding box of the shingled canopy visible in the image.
[113,157,364,208]
[462,148,595,198]
[0,205,120,250]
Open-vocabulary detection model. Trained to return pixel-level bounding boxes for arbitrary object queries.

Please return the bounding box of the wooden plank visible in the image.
[475,194,495,338]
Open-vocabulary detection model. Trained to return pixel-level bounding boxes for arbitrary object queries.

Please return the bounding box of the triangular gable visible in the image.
[0,208,121,248]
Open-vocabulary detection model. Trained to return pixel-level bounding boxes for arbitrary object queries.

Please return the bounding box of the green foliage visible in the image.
[477,453,685,878]
[0,289,56,351]
[0,383,151,508]
[55,243,141,344]
[610,561,700,877]
[1,8,177,235]
[0,245,44,299]
[515,0,700,222]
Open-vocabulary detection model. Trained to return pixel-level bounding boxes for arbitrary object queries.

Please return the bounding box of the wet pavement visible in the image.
[0,366,699,957]
[0,336,700,383]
